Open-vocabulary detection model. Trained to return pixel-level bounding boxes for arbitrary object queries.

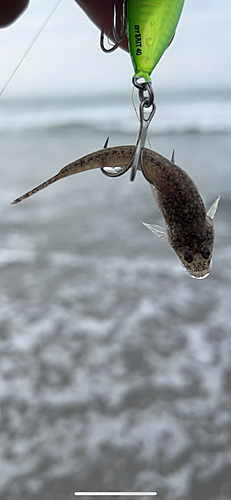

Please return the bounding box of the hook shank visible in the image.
[101,78,156,181]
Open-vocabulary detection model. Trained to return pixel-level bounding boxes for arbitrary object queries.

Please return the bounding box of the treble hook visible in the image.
[101,78,156,181]
[113,0,127,43]
[129,80,156,181]
[100,0,127,53]
[100,31,119,53]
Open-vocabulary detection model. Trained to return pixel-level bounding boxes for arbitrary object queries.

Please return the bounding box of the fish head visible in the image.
[173,216,214,279]
[175,196,220,279]
[142,196,220,279]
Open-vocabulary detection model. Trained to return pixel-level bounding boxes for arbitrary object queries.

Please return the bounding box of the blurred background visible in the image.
[0,1,231,499]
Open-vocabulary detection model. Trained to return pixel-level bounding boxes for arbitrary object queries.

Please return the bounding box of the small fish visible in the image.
[12,146,220,279]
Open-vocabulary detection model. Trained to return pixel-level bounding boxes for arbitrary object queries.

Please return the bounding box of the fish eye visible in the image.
[184,250,194,263]
[201,247,211,259]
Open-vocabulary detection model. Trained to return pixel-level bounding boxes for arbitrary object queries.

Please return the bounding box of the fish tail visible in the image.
[11,172,62,205]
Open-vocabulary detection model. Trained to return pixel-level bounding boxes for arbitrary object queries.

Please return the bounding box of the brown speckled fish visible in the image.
[12,146,220,279]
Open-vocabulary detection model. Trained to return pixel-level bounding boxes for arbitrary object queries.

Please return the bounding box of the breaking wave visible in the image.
[1,89,231,135]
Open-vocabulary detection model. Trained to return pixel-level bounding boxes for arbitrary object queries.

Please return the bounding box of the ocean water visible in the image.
[0,90,231,500]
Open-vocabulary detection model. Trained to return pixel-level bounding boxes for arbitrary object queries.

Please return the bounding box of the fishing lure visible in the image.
[127,0,185,82]
[12,145,219,279]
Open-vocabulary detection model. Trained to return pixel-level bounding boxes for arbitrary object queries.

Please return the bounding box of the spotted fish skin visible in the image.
[142,152,217,278]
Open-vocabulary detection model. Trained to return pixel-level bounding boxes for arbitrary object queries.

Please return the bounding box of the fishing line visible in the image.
[0,0,63,96]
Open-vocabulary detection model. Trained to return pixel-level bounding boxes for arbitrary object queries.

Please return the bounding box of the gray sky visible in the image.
[0,0,230,96]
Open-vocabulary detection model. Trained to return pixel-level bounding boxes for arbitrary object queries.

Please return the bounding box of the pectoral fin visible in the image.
[207,196,221,220]
[141,222,168,239]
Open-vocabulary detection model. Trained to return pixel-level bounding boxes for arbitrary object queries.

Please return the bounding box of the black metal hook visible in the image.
[100,0,127,53]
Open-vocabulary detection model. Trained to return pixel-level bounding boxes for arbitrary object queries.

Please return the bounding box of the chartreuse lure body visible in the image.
[127,0,185,82]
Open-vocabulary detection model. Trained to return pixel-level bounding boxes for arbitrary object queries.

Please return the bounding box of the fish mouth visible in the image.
[181,261,211,279]
[186,261,211,280]
[189,270,210,280]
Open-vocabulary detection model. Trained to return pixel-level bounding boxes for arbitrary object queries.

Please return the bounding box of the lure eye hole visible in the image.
[201,247,211,259]
[184,250,194,263]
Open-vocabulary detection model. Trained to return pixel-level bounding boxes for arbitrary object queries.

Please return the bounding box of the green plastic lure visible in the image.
[127,0,185,82]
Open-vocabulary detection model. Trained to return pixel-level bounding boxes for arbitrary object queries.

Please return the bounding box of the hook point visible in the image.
[171,149,175,163]
[103,137,109,149]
